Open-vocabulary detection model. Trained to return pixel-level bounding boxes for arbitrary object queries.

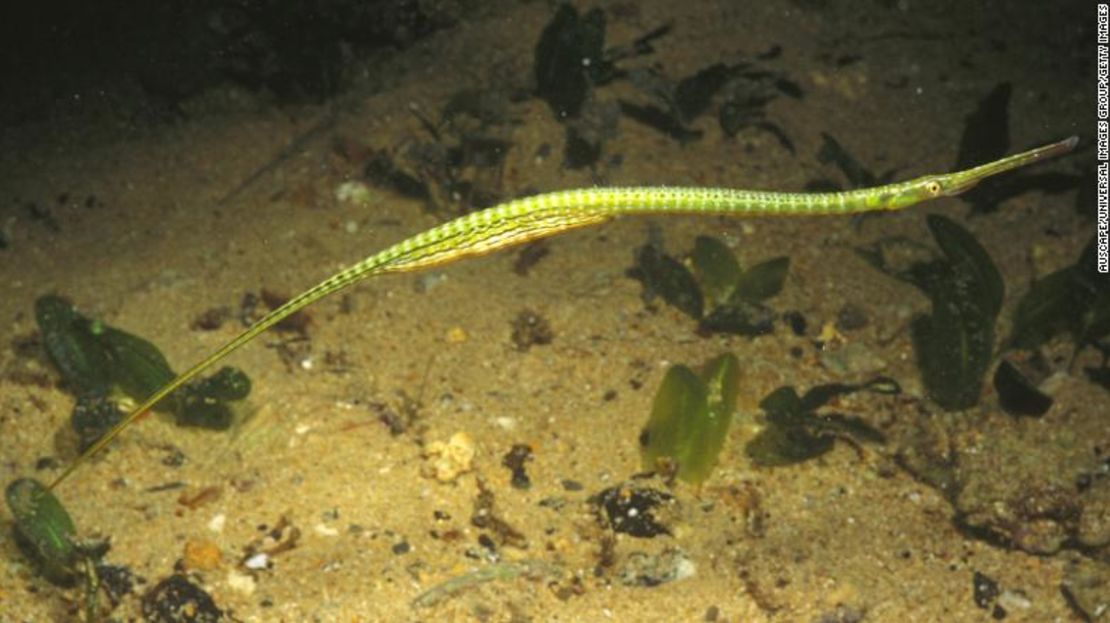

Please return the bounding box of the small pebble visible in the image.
[618,548,696,586]
[816,321,846,346]
[997,590,1031,612]
[415,272,448,293]
[183,539,221,571]
[208,513,226,533]
[335,181,373,205]
[836,304,869,331]
[422,432,476,482]
[820,341,887,375]
[244,553,269,570]
[314,523,339,537]
[227,570,256,596]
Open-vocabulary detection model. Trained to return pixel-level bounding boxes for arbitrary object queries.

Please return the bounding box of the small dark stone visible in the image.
[477,533,497,552]
[836,304,869,331]
[391,541,411,555]
[513,242,550,276]
[973,570,1000,609]
[142,574,224,623]
[502,444,534,490]
[511,309,554,351]
[593,483,674,538]
[1076,473,1092,493]
[71,395,125,453]
[991,603,1007,619]
[34,457,59,471]
[191,307,231,331]
[370,401,408,436]
[96,564,137,606]
[561,479,584,492]
[602,389,618,401]
[783,310,807,336]
[161,448,187,467]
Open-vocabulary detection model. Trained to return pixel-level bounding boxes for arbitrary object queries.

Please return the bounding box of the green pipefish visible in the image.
[49,134,1078,489]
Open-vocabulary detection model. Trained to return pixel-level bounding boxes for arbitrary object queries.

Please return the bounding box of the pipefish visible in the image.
[48,134,1078,490]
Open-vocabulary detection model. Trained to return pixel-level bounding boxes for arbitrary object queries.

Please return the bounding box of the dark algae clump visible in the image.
[142,574,224,623]
[745,380,889,467]
[593,482,675,538]
[175,366,252,429]
[34,295,252,448]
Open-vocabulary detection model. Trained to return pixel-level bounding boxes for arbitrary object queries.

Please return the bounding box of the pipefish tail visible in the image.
[48,135,1077,490]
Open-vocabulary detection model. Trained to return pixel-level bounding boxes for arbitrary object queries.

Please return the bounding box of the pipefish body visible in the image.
[48,135,1078,490]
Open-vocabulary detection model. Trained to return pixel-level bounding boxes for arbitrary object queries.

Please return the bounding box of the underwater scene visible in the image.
[0,0,1098,620]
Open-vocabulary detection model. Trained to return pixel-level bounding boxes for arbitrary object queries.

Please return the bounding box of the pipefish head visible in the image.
[868,176,968,211]
[911,173,980,200]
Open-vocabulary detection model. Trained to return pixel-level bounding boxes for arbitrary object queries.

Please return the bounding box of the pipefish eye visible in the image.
[924,179,943,196]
